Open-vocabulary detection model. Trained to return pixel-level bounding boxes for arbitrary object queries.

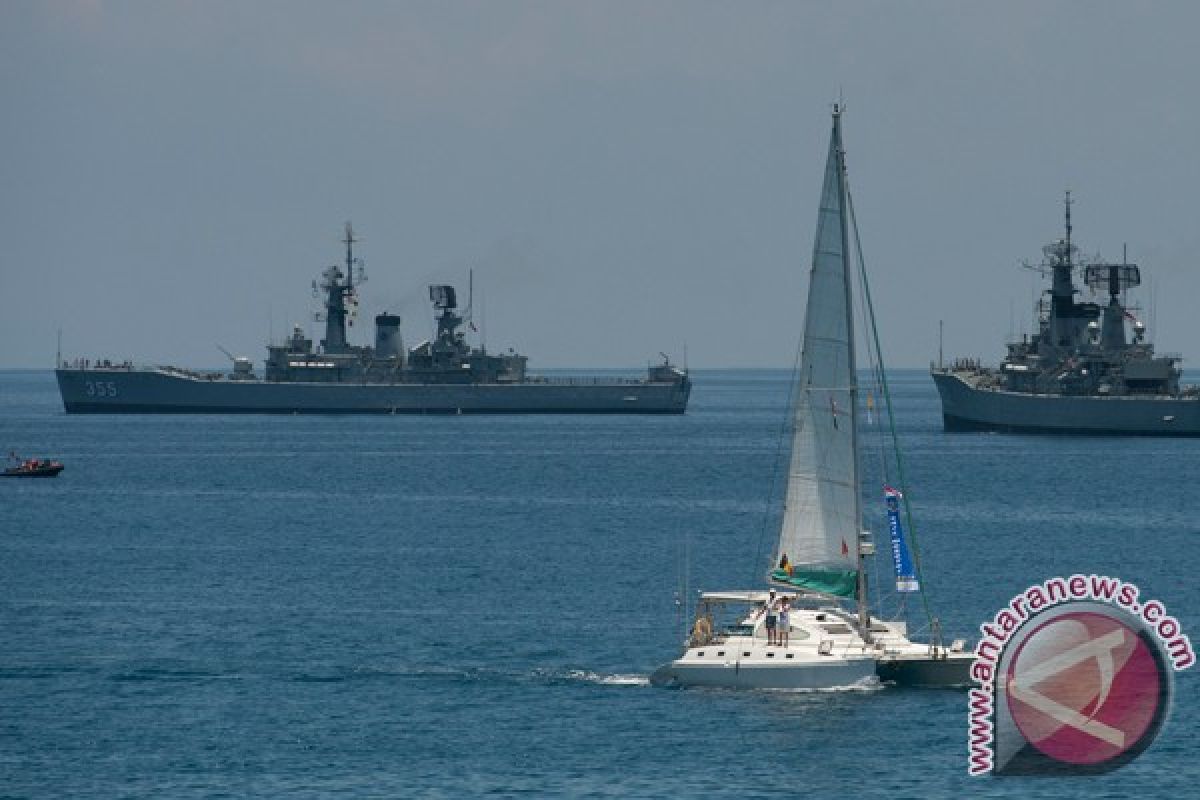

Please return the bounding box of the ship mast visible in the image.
[1045,190,1081,350]
[344,222,356,292]
[1064,189,1073,265]
[319,223,357,354]
[832,105,871,644]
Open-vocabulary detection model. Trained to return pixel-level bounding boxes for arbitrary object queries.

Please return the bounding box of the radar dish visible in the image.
[429,285,457,310]
[1084,263,1141,294]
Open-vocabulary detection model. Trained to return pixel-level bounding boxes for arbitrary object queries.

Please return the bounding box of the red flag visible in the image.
[841,539,849,557]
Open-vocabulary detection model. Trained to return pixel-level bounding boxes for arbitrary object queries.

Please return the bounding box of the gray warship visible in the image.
[932,193,1200,434]
[56,224,690,414]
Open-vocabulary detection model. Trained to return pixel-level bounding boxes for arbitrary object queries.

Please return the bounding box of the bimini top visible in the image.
[698,589,831,605]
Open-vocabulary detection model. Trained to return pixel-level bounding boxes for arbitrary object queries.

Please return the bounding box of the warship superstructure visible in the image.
[932,193,1200,434]
[56,224,690,414]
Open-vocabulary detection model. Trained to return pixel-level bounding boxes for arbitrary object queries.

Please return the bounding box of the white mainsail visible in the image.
[772,109,860,597]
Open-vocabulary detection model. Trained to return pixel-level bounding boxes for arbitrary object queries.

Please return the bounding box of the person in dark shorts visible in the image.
[778,598,790,647]
[764,589,778,646]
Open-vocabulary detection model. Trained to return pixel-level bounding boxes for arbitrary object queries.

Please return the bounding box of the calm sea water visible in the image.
[1,368,1196,798]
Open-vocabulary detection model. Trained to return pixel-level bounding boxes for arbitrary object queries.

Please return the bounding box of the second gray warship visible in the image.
[932,193,1200,435]
[56,224,690,414]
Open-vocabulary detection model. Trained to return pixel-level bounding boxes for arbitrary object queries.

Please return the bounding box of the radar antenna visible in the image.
[343,222,357,291]
[1064,189,1073,266]
[465,269,475,332]
[1085,260,1141,299]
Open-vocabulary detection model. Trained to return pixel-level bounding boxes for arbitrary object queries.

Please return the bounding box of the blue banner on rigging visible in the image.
[884,486,920,592]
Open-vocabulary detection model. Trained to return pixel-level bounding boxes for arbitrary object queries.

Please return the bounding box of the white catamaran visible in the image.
[652,107,972,690]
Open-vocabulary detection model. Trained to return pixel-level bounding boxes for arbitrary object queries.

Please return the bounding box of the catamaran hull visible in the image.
[932,371,1200,435]
[56,368,691,414]
[876,652,973,688]
[651,657,877,690]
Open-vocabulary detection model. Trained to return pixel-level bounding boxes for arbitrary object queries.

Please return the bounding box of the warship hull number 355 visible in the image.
[56,225,690,414]
[932,193,1200,435]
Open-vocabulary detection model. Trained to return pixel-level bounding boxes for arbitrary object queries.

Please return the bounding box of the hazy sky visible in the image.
[4,1,1199,369]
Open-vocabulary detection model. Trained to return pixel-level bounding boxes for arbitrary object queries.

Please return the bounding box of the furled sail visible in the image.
[771,111,859,597]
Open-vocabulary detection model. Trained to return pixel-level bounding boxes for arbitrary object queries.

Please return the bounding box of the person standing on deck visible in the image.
[778,598,791,647]
[764,589,778,646]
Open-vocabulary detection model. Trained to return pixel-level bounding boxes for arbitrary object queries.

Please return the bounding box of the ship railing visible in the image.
[154,365,227,381]
[932,357,986,372]
[524,376,648,386]
[62,359,137,371]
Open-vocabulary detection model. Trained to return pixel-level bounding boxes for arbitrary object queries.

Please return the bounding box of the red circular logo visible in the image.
[1005,610,1167,767]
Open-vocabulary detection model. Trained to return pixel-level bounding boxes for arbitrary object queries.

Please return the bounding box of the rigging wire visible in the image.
[846,185,936,629]
[679,528,690,644]
[848,188,898,622]
[855,271,896,620]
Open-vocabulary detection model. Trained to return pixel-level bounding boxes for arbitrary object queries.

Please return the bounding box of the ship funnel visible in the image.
[375,312,403,360]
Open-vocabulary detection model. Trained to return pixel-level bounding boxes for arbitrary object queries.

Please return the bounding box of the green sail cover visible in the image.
[770,567,857,597]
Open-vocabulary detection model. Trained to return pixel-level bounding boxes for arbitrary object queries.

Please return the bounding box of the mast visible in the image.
[344,222,356,292]
[466,268,475,336]
[320,223,356,354]
[1052,191,1076,300]
[832,106,871,643]
[1045,190,1080,350]
[938,319,944,370]
[1065,189,1073,261]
